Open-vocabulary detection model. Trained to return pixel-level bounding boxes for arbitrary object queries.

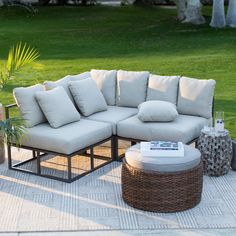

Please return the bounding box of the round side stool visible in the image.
[121,144,203,213]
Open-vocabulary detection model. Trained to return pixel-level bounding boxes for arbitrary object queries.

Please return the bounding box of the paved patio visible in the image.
[1,145,236,235]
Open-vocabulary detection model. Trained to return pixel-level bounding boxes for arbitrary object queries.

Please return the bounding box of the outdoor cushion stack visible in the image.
[13,69,216,155]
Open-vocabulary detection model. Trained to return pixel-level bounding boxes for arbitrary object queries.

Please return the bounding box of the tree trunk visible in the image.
[183,0,205,24]
[174,0,187,21]
[210,0,226,28]
[0,0,3,7]
[226,0,236,28]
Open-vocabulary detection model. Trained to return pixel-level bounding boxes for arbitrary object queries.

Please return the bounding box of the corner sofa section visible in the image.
[7,69,216,183]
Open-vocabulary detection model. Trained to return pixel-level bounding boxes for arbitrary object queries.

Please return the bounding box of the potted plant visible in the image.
[0,104,26,164]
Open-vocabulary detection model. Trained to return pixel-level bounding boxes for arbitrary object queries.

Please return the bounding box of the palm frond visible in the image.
[0,117,26,147]
[0,42,40,88]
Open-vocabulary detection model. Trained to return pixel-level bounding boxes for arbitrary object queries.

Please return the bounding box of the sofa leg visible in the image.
[67,157,72,181]
[111,136,118,161]
[131,141,137,146]
[90,147,94,170]
[7,145,12,169]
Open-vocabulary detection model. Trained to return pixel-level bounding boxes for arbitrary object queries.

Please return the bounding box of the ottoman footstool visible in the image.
[122,144,203,213]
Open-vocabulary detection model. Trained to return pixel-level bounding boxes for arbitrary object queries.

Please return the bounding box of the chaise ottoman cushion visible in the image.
[125,144,201,172]
[117,114,211,144]
[21,119,112,155]
[85,106,138,134]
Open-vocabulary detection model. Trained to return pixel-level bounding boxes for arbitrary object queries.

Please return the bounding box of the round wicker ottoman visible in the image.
[122,144,203,213]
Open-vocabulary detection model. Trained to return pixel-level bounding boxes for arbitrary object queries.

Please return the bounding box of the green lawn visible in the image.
[0,6,235,137]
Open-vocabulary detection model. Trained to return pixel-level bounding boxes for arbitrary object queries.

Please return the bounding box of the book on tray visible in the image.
[140,141,184,157]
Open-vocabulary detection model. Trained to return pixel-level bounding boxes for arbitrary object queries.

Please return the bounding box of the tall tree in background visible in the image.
[210,0,226,28]
[174,0,205,24]
[226,0,236,27]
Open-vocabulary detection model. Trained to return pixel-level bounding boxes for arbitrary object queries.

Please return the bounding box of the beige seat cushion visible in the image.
[86,106,138,134]
[21,119,112,155]
[117,114,212,144]
[125,144,201,172]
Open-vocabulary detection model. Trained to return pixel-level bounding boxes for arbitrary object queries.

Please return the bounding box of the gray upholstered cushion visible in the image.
[117,70,149,107]
[90,69,117,105]
[35,86,80,128]
[85,106,138,134]
[177,77,216,119]
[69,72,91,81]
[44,75,74,102]
[138,101,178,122]
[13,84,46,128]
[117,114,211,144]
[43,72,91,103]
[21,119,112,155]
[69,78,107,116]
[146,75,180,105]
[125,144,201,172]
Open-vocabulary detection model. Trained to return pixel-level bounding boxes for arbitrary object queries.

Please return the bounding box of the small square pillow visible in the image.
[117,70,149,107]
[44,72,90,103]
[13,84,46,128]
[90,69,117,105]
[146,75,180,105]
[35,86,80,128]
[138,101,178,122]
[177,77,216,119]
[69,78,107,117]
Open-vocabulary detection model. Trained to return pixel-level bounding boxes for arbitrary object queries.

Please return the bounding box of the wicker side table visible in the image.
[197,129,233,177]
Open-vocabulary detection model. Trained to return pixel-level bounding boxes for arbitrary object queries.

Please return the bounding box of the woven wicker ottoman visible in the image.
[122,144,203,213]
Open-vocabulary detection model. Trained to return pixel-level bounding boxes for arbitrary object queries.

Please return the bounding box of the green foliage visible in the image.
[0,117,26,147]
[0,43,39,89]
[0,6,235,136]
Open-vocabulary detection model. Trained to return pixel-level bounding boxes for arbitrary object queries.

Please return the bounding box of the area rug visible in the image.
[0,148,236,232]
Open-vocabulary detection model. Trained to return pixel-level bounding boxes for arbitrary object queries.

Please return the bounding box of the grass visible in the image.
[0,5,235,137]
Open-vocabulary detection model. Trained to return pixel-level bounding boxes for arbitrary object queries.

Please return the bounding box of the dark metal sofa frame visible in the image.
[5,103,200,183]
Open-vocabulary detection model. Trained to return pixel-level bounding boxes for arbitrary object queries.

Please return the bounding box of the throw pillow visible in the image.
[177,77,216,119]
[90,69,117,105]
[44,72,91,103]
[138,100,178,122]
[146,75,180,105]
[117,70,149,107]
[35,86,80,128]
[13,84,46,128]
[69,78,107,116]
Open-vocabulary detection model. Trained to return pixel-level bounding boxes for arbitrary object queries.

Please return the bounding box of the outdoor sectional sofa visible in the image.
[6,69,216,182]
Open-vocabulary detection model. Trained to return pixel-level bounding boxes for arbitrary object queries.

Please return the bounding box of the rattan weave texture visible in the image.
[122,160,203,213]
